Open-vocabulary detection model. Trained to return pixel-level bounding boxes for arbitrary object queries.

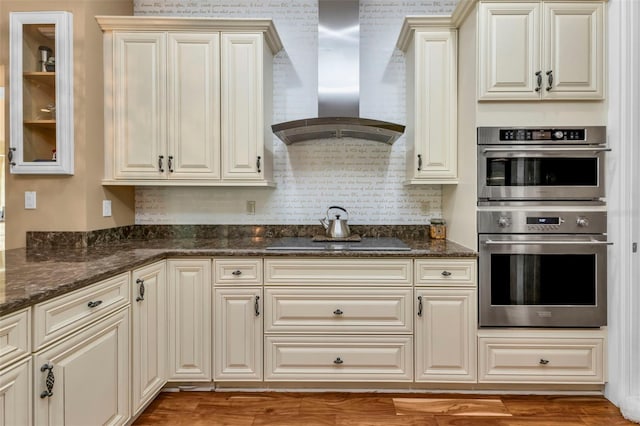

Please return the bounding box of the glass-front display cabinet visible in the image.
[9,11,73,174]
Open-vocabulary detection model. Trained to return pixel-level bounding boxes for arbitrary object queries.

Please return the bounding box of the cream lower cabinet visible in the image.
[131,261,167,415]
[414,259,477,382]
[399,25,458,184]
[477,1,605,100]
[478,329,606,384]
[263,258,414,382]
[33,308,130,426]
[0,307,32,425]
[0,357,32,425]
[167,259,212,381]
[213,258,263,381]
[97,17,282,186]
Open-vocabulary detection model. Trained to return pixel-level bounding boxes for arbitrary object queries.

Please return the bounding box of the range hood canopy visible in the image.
[271,0,405,145]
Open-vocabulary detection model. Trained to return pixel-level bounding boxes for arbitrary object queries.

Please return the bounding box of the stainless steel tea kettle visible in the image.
[319,206,351,238]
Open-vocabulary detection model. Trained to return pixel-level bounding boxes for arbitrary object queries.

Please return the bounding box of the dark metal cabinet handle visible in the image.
[254,295,260,316]
[136,278,145,302]
[87,300,103,308]
[231,270,242,276]
[539,358,550,365]
[417,154,423,171]
[546,70,553,91]
[158,155,164,172]
[333,309,344,316]
[40,364,55,398]
[441,271,452,277]
[256,156,261,173]
[417,295,423,317]
[535,70,542,92]
[168,155,174,173]
[333,357,344,365]
[7,147,16,166]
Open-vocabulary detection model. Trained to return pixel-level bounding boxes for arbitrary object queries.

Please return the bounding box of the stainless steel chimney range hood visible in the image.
[271,0,405,145]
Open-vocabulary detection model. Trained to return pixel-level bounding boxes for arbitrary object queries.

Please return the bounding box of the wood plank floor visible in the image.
[133,391,636,425]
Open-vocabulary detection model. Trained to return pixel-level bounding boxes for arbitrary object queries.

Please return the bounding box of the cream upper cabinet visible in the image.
[8,11,74,175]
[478,1,604,100]
[399,25,458,184]
[97,17,282,186]
[167,258,212,381]
[131,261,167,416]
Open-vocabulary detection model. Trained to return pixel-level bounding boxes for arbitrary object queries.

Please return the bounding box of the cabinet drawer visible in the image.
[33,273,130,350]
[479,336,605,384]
[214,258,263,285]
[264,258,412,286]
[0,308,30,369]
[264,288,413,334]
[265,335,413,382]
[415,259,476,286]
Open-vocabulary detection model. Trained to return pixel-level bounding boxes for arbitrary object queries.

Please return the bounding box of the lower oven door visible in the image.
[479,234,608,327]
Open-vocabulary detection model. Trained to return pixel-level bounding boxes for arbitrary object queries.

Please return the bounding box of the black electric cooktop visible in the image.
[265,237,411,251]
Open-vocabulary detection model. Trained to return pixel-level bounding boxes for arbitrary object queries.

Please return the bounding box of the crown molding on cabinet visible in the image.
[94,16,283,54]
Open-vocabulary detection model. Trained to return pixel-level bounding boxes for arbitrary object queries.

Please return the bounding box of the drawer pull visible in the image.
[136,278,145,302]
[254,295,260,317]
[333,309,344,316]
[417,295,423,317]
[441,271,452,277]
[539,358,550,365]
[40,364,55,398]
[333,357,344,365]
[231,270,243,276]
[87,300,103,308]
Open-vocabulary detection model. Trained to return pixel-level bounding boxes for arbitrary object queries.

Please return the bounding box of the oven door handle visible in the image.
[483,239,613,246]
[482,147,611,153]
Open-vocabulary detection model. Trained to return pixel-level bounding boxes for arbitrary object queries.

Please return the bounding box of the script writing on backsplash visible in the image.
[133,0,457,225]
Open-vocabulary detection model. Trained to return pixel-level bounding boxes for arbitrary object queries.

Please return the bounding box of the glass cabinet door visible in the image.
[9,11,73,175]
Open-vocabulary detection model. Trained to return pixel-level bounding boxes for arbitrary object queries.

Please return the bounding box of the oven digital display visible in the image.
[531,130,551,140]
[526,217,561,225]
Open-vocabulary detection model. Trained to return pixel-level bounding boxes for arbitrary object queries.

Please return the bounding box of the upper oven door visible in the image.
[477,145,607,201]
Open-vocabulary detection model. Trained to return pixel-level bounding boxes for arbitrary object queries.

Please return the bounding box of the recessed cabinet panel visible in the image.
[0,357,32,426]
[9,12,74,174]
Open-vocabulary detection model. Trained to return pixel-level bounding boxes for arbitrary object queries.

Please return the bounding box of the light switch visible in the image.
[103,200,112,217]
[25,191,36,209]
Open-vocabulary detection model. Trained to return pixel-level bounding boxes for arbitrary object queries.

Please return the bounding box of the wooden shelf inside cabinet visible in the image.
[24,120,56,128]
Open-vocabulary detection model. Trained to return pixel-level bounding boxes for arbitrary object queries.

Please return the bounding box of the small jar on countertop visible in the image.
[429,218,446,240]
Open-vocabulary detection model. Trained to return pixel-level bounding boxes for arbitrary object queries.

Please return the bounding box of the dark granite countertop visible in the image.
[0,236,476,317]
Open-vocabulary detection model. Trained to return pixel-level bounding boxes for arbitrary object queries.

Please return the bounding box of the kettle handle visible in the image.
[327,206,348,220]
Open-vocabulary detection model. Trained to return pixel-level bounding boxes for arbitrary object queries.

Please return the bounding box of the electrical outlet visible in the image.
[25,191,36,209]
[103,200,112,217]
[246,200,256,215]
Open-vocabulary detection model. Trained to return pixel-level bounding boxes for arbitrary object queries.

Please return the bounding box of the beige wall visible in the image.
[1,0,135,249]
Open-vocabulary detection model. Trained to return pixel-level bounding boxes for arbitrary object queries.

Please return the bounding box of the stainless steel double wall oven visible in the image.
[477,126,610,327]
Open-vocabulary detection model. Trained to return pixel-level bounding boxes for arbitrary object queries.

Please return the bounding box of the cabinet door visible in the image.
[408,30,457,183]
[478,3,541,100]
[214,288,263,381]
[167,259,211,381]
[112,32,166,179]
[167,33,221,180]
[0,357,32,426]
[542,2,604,99]
[221,33,264,181]
[415,288,476,382]
[131,261,167,415]
[8,11,74,174]
[33,308,130,426]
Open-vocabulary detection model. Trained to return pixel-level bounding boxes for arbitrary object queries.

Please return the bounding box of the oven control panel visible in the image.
[499,128,586,141]
[478,210,607,234]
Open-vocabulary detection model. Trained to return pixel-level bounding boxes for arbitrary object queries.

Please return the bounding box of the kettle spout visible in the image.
[319,218,329,230]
